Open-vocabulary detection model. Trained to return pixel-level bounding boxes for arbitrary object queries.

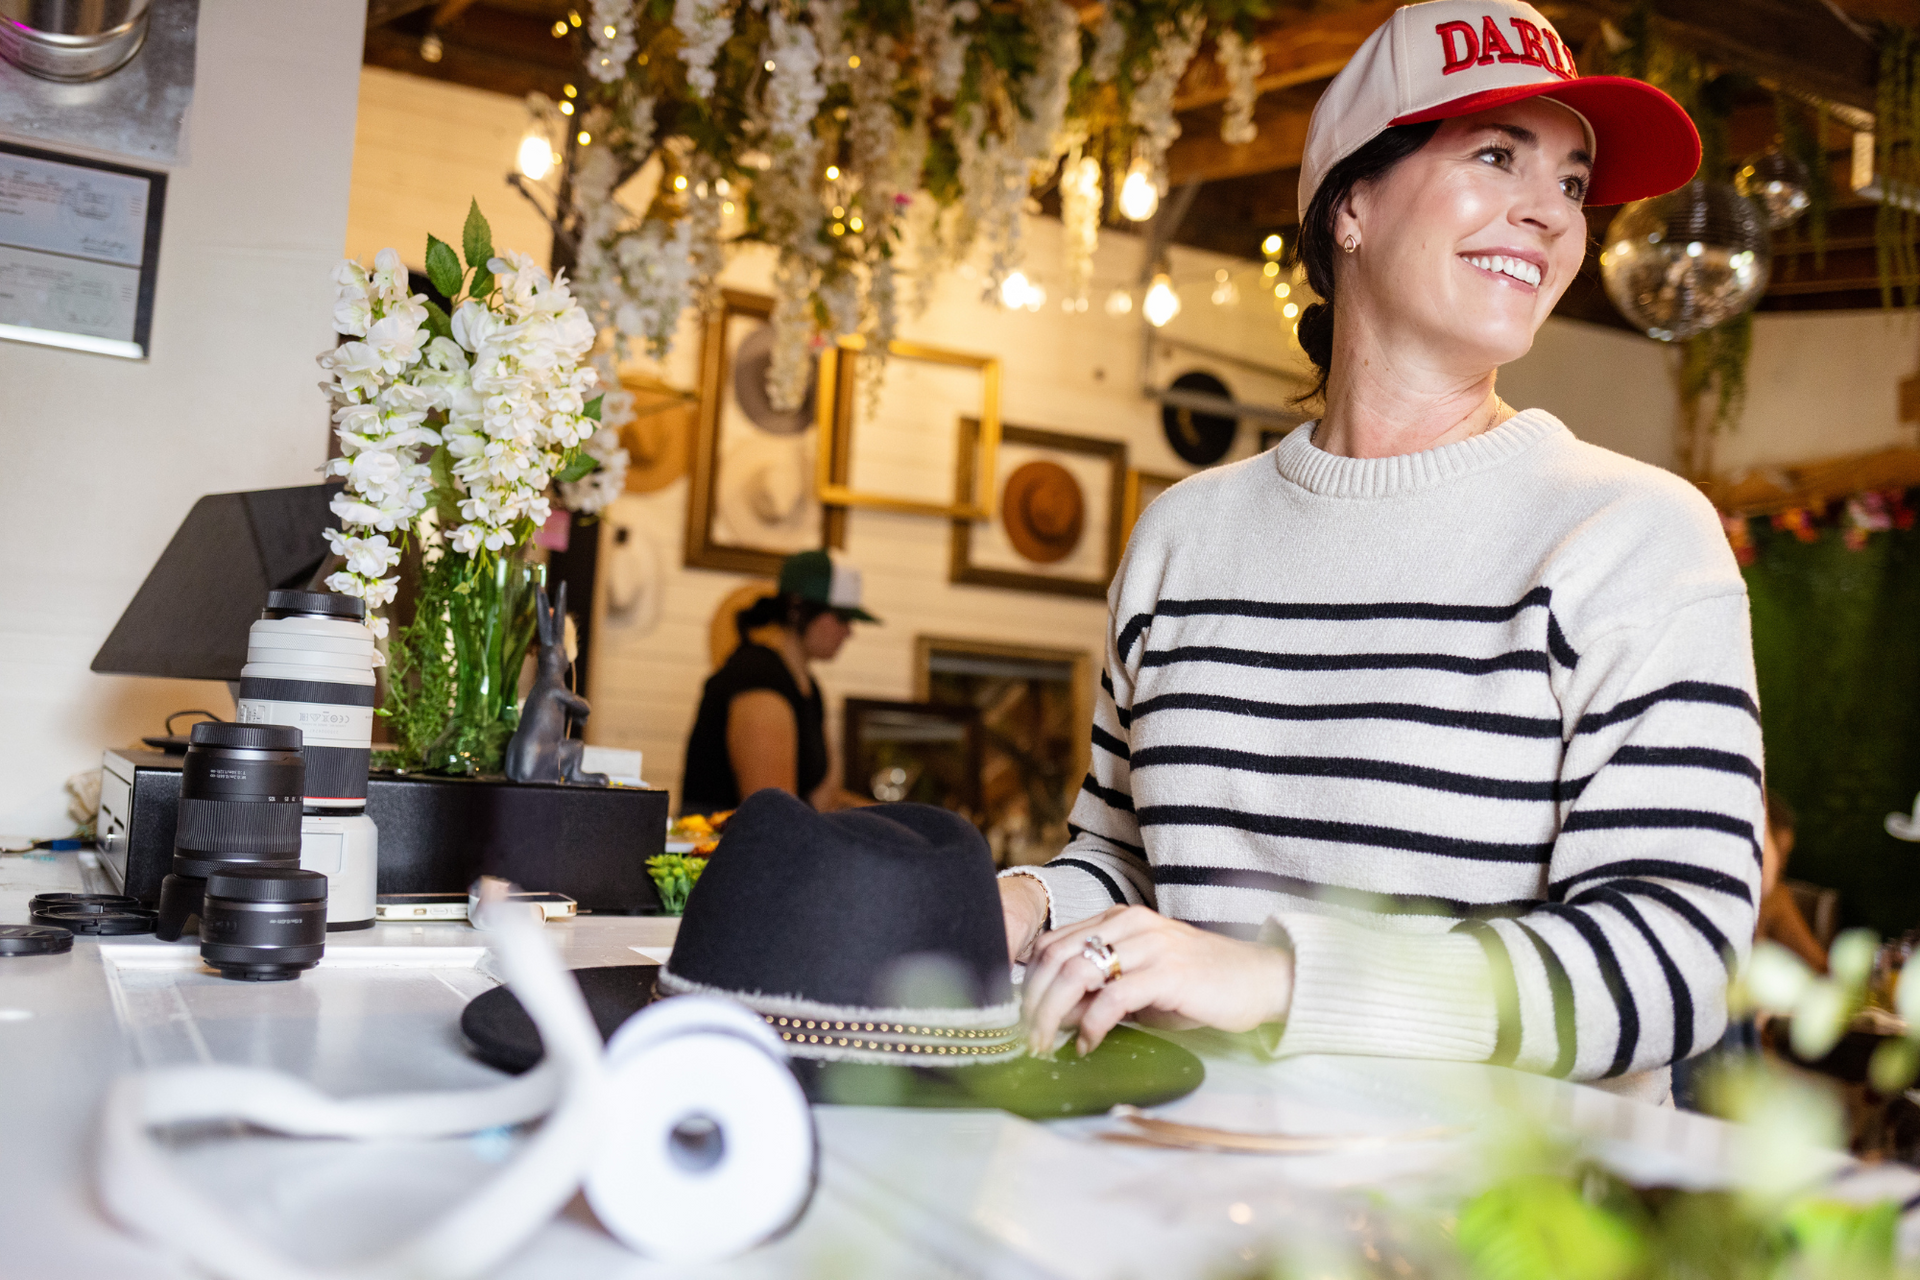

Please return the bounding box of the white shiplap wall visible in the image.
[587,222,1310,808]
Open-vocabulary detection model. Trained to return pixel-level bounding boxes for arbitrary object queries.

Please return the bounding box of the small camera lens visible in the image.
[199,867,328,981]
[155,722,308,945]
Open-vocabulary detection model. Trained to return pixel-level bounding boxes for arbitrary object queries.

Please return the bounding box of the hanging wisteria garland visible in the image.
[562,0,1268,412]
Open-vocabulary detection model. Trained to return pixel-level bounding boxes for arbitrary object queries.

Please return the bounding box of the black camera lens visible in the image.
[155,722,306,942]
[199,867,328,981]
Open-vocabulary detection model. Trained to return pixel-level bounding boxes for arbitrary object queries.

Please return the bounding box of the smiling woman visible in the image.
[1004,0,1761,1108]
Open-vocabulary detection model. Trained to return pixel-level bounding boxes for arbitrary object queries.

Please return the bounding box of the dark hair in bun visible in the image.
[735,593,831,641]
[1292,122,1440,404]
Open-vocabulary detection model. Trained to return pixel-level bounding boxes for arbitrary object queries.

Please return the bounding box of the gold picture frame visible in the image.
[817,335,1002,520]
[1121,469,1181,547]
[685,289,845,576]
[950,421,1127,600]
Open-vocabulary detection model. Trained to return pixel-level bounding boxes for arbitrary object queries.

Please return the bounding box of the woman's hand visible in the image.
[999,874,1050,964]
[1021,905,1293,1057]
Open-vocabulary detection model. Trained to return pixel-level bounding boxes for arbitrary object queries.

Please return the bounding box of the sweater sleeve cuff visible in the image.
[1000,864,1119,930]
[1261,914,1498,1062]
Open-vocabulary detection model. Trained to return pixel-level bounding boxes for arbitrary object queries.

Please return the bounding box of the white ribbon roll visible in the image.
[93,908,816,1278]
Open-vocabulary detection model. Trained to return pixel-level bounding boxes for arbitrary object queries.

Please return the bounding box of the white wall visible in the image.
[1502,309,1920,476]
[346,67,556,274]
[0,1,366,835]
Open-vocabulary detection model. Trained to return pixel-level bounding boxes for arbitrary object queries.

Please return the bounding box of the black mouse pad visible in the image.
[459,965,1204,1119]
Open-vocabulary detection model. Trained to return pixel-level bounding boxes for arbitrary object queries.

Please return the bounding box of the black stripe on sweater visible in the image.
[1516,922,1578,1077]
[1115,587,1556,660]
[1581,887,1695,1060]
[1547,614,1580,669]
[1079,774,1136,813]
[1574,681,1762,733]
[1549,859,1753,905]
[1140,646,1550,677]
[1130,692,1563,739]
[1138,806,1555,863]
[1610,745,1764,785]
[1455,921,1521,1066]
[1536,903,1639,1077]
[1561,807,1761,862]
[1579,878,1737,971]
[1052,858,1129,907]
[1130,745,1570,801]
[1150,863,1538,918]
[1089,723,1131,762]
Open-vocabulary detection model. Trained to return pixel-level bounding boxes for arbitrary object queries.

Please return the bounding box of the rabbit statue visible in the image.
[504,581,608,786]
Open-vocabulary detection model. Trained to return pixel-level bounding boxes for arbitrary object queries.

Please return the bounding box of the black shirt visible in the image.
[680,643,827,816]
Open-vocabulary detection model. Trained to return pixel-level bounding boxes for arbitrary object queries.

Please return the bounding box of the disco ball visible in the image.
[1735,148,1812,229]
[1600,181,1772,342]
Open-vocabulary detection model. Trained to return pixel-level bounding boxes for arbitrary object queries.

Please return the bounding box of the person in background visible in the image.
[1757,791,1828,974]
[679,550,878,817]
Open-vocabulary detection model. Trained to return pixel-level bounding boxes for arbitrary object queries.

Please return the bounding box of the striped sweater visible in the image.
[1015,410,1763,1087]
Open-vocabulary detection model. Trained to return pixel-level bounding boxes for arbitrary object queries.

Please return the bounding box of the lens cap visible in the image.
[30,893,137,912]
[33,904,158,935]
[264,589,365,621]
[0,925,75,956]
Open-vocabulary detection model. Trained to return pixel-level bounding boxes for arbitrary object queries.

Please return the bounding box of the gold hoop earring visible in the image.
[1342,235,1358,254]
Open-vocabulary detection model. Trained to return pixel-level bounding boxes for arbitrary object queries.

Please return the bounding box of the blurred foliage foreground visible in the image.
[1211,935,1919,1280]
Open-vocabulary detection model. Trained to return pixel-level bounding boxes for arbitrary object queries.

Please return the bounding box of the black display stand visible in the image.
[99,750,667,913]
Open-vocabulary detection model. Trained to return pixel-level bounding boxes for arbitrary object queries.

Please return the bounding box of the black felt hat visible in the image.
[659,790,1016,1060]
[462,789,1203,1117]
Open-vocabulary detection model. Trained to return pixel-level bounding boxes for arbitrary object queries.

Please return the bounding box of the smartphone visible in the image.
[466,890,578,922]
[374,892,469,921]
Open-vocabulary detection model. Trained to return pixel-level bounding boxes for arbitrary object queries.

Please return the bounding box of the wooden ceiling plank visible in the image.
[433,0,483,24]
[1166,98,1314,188]
[1173,0,1401,112]
[367,0,437,26]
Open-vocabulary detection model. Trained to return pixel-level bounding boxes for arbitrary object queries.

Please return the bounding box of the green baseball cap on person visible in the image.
[778,550,880,624]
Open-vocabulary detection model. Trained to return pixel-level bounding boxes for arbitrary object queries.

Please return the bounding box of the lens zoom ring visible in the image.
[174,797,304,856]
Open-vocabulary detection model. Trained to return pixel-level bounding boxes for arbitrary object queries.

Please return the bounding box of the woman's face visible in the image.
[801,611,853,661]
[1335,98,1592,375]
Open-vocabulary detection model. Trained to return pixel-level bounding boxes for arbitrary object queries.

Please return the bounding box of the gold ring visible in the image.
[1081,935,1122,984]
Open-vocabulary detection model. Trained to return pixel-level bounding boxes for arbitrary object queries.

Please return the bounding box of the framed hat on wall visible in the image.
[685,290,846,575]
[950,421,1126,599]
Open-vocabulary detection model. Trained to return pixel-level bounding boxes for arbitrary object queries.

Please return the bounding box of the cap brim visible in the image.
[1391,75,1700,206]
[834,606,880,624]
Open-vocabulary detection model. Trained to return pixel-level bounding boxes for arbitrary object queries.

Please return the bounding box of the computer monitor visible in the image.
[91,483,344,682]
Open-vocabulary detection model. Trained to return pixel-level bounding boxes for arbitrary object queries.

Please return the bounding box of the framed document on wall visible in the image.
[0,142,166,360]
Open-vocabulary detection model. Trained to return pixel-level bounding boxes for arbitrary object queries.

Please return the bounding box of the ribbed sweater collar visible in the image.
[1272,408,1566,499]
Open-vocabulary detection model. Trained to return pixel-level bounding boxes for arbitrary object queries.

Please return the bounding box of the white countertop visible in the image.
[2,850,1914,1278]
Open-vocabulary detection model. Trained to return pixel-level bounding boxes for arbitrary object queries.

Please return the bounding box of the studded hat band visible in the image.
[655,969,1024,1066]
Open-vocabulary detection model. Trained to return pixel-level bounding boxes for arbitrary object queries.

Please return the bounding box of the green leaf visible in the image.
[421,299,453,342]
[583,393,604,422]
[462,199,494,273]
[468,268,494,302]
[556,453,600,484]
[1456,1176,1642,1280]
[429,446,463,529]
[425,235,464,302]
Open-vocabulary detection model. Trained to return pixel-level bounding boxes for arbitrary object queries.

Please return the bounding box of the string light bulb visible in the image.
[516,132,554,181]
[576,130,591,146]
[1143,271,1181,327]
[1000,271,1033,309]
[1262,233,1283,257]
[559,100,574,115]
[1118,156,1159,222]
[1104,288,1133,317]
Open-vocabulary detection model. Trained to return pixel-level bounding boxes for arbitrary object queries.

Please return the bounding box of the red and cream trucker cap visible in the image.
[1299,0,1699,214]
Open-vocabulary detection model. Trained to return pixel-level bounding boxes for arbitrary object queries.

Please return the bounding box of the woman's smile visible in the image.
[1459,249,1546,290]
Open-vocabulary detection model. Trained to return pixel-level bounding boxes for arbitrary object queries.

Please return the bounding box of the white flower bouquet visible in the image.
[317,202,619,772]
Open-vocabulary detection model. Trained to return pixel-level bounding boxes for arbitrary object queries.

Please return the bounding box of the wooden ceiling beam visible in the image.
[1166,94,1315,189]
[1563,0,1880,113]
[367,0,437,27]
[364,9,578,100]
[1173,0,1401,112]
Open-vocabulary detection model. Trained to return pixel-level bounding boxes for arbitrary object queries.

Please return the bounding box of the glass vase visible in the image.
[426,552,544,775]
